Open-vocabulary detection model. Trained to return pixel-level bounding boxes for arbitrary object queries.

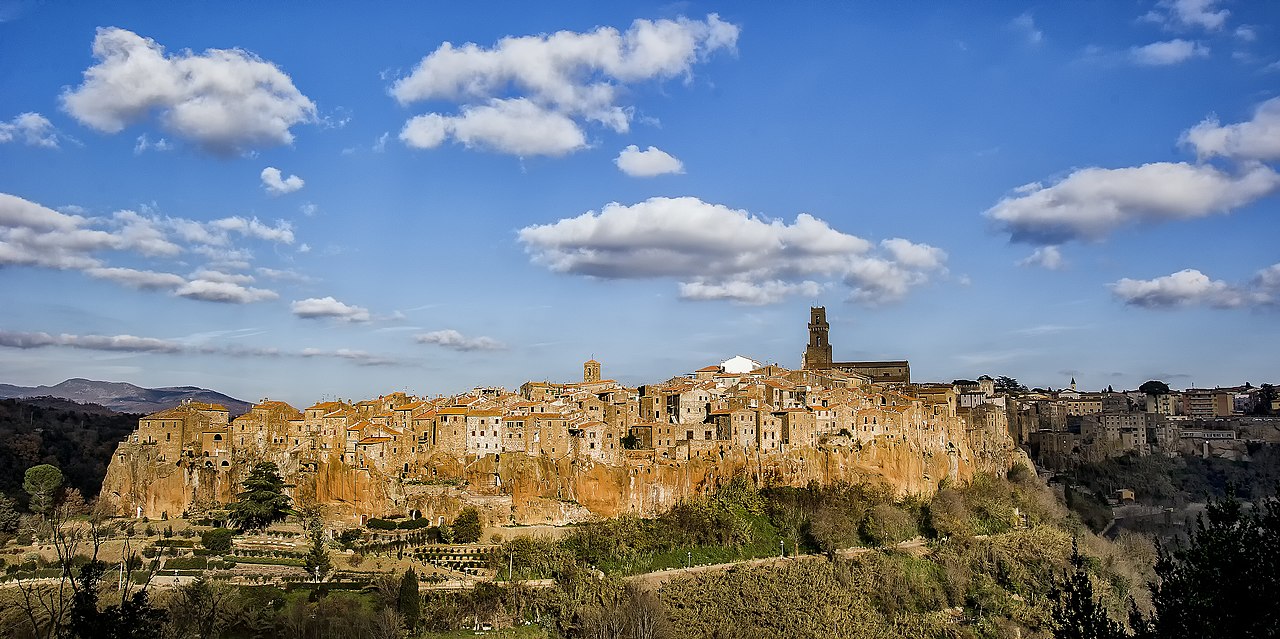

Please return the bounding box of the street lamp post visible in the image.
[686,550,691,568]
[780,540,785,558]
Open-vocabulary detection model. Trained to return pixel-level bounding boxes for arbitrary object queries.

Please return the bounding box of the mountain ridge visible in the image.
[0,378,252,416]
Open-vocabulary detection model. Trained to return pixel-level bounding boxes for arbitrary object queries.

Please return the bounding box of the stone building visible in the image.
[801,306,911,384]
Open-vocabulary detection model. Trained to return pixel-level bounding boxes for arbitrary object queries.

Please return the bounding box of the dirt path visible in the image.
[627,538,928,590]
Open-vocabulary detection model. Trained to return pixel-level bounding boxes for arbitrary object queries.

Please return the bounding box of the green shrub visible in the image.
[367,518,397,530]
[398,517,432,530]
[859,503,918,546]
[201,528,235,554]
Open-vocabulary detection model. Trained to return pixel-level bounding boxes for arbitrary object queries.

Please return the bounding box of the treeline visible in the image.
[0,398,138,505]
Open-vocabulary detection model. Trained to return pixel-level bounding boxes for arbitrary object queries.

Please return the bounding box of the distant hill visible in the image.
[0,378,251,416]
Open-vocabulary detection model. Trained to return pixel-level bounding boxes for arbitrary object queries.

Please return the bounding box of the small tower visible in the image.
[802,307,833,369]
[1070,377,1077,391]
[584,359,601,383]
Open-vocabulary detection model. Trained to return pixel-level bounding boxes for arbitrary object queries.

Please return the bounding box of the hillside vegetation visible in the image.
[0,398,138,505]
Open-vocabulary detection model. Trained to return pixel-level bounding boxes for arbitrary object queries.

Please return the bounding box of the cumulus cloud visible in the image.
[1130,39,1209,66]
[290,296,372,322]
[175,279,278,304]
[0,112,60,148]
[985,162,1280,245]
[679,280,821,305]
[400,98,586,156]
[61,27,316,155]
[518,196,947,305]
[0,329,399,365]
[1142,0,1229,31]
[415,329,505,351]
[615,145,684,177]
[392,14,738,156]
[260,167,305,195]
[1111,262,1280,309]
[1017,246,1065,270]
[1110,269,1247,308]
[1181,97,1280,162]
[1,192,303,303]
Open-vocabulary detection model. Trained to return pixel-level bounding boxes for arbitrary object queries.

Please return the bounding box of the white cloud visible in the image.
[209,216,295,244]
[1017,246,1065,270]
[188,268,254,285]
[300,348,397,366]
[1142,0,1229,31]
[290,296,371,322]
[85,267,185,290]
[985,162,1280,244]
[392,14,738,156]
[175,279,277,304]
[1235,26,1257,42]
[372,131,389,153]
[614,145,684,177]
[0,330,184,353]
[1110,269,1247,308]
[400,98,586,156]
[1009,13,1043,45]
[260,166,305,195]
[133,133,173,154]
[255,267,310,282]
[1,192,305,303]
[414,329,504,351]
[0,192,82,231]
[679,280,821,305]
[0,112,59,148]
[1130,39,1209,66]
[518,196,946,305]
[1181,97,1280,161]
[0,329,399,365]
[300,202,318,216]
[61,27,316,155]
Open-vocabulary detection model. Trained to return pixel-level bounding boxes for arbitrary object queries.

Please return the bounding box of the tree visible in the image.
[621,433,640,450]
[227,462,293,531]
[1050,540,1126,639]
[453,507,482,544]
[200,528,234,554]
[397,569,420,631]
[303,530,331,582]
[23,465,64,517]
[1132,492,1280,639]
[1251,384,1276,416]
[0,492,21,533]
[1138,380,1170,395]
[61,559,166,639]
[995,376,1027,392]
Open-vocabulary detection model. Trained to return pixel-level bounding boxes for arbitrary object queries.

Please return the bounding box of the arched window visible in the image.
[213,433,223,441]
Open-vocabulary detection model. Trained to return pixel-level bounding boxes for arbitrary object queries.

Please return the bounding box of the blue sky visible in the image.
[1,1,1277,406]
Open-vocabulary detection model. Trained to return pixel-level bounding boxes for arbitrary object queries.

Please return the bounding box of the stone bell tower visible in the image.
[803,307,833,369]
[584,359,601,383]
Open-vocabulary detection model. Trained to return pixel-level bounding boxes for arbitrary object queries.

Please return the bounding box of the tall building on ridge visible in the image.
[801,306,911,384]
[803,307,833,368]
[584,359,601,383]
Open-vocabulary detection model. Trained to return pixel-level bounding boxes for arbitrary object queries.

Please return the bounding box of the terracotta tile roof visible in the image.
[357,436,391,444]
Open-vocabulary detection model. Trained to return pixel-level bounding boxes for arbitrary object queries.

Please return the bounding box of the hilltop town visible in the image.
[98,307,1276,528]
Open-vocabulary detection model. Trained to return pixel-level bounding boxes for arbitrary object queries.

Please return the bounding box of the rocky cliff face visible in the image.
[100,415,1026,527]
